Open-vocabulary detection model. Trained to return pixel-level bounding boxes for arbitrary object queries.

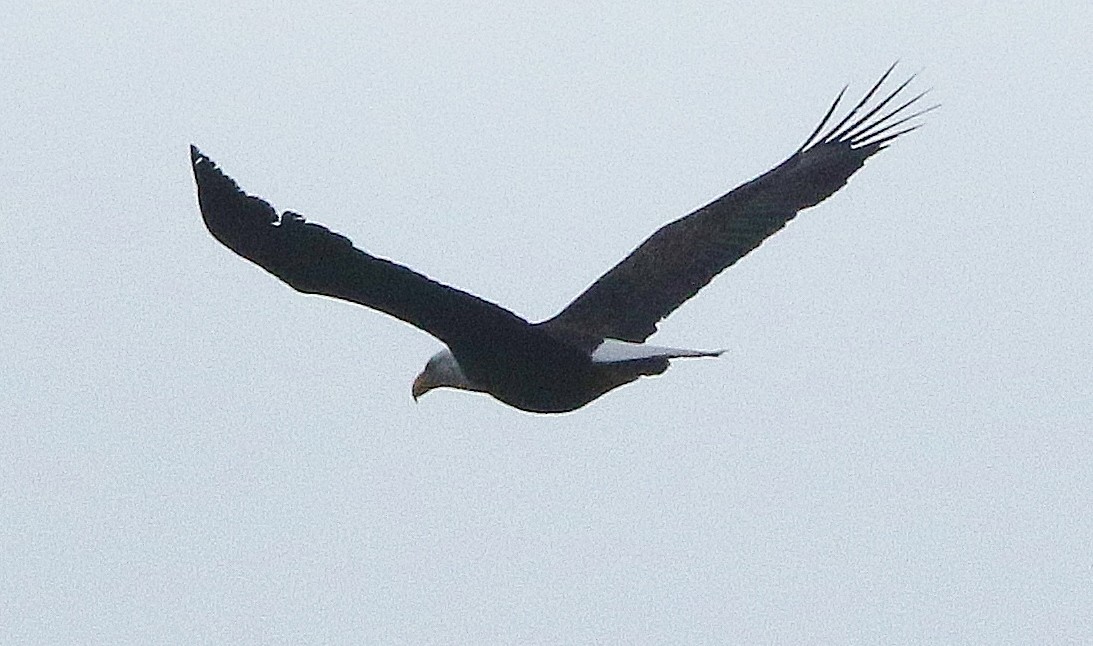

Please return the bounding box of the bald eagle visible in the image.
[192,65,931,413]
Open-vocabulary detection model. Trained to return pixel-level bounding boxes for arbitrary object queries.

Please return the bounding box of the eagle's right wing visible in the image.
[542,64,934,348]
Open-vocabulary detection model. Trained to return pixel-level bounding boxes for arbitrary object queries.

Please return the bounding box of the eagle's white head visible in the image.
[412,349,477,401]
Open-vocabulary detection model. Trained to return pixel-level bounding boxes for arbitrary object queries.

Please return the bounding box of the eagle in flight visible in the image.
[192,65,932,413]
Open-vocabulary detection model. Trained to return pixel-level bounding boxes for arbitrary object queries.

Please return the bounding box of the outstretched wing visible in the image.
[191,146,532,352]
[541,65,934,347]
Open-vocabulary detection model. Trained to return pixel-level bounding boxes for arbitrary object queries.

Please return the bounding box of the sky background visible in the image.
[3,1,1091,643]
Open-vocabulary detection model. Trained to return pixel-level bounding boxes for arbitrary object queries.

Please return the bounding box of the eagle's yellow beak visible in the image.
[412,371,434,401]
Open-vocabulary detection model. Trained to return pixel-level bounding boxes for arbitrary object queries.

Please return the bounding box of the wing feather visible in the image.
[541,67,934,346]
[191,146,532,352]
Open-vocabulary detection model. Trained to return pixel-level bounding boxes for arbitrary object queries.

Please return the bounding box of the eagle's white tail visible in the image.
[590,339,724,364]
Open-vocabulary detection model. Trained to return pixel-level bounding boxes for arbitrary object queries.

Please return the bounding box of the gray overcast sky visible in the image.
[3,1,1091,643]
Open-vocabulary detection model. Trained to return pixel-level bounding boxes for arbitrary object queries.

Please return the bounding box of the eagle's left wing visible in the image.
[192,147,534,355]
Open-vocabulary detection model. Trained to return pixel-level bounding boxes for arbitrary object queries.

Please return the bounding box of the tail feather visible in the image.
[591,339,724,364]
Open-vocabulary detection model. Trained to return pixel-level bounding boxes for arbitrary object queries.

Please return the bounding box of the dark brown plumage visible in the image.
[192,65,932,413]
